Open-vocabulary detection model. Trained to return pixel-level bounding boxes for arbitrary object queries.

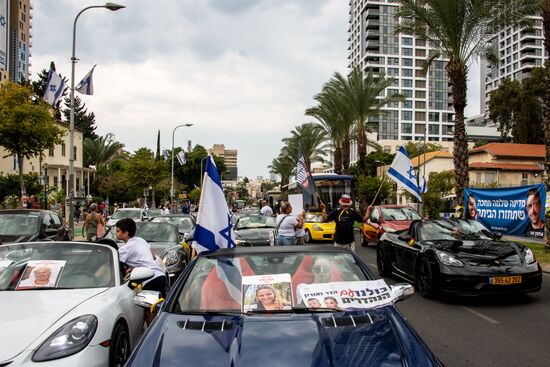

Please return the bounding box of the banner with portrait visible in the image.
[297,280,396,310]
[241,273,293,312]
[16,260,66,289]
[464,184,546,238]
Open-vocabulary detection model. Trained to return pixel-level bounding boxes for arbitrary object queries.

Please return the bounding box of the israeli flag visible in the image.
[387,146,427,202]
[176,151,186,166]
[75,65,96,95]
[163,149,169,161]
[43,69,66,106]
[193,156,235,253]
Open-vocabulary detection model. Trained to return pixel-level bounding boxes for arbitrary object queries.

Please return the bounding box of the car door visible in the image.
[50,212,65,240]
[393,223,421,276]
[363,207,382,242]
[41,212,58,240]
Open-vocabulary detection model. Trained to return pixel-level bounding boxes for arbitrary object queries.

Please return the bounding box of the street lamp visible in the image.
[170,123,194,211]
[68,2,125,239]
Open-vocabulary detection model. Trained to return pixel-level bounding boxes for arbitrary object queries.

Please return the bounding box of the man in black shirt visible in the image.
[320,195,369,252]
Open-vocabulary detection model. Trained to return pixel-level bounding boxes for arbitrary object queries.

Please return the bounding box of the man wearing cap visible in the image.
[320,195,369,252]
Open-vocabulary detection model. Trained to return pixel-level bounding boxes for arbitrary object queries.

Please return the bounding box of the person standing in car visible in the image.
[320,194,369,252]
[85,203,105,241]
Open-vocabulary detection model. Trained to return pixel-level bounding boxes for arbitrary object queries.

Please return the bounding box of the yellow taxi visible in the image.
[303,212,335,243]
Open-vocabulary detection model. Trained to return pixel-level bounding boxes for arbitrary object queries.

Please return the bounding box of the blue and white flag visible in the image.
[43,68,66,106]
[193,156,235,253]
[387,146,426,202]
[75,65,96,95]
[176,151,186,166]
[163,149,169,161]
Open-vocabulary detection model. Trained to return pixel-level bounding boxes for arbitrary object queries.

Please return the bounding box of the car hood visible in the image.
[149,241,179,256]
[305,222,335,230]
[0,288,107,361]
[432,240,523,264]
[234,228,274,240]
[128,307,440,367]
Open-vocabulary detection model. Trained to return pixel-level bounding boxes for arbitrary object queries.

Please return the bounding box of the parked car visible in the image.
[0,209,70,243]
[230,210,259,226]
[103,221,189,280]
[361,205,421,246]
[106,208,145,227]
[234,214,276,246]
[0,241,154,366]
[145,209,163,220]
[303,212,335,243]
[151,214,196,241]
[377,219,543,298]
[125,246,442,366]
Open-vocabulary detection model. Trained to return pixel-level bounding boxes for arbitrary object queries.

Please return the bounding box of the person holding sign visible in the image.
[254,284,291,311]
[275,203,305,246]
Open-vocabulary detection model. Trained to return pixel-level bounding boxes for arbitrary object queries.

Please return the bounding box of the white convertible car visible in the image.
[0,241,153,367]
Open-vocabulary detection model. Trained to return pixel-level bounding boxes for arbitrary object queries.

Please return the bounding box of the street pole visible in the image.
[200,156,209,188]
[68,2,125,239]
[170,123,193,212]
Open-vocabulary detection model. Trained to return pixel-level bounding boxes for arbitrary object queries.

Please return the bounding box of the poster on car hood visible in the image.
[297,280,396,310]
[464,184,546,238]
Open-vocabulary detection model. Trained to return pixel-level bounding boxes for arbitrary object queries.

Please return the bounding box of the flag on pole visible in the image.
[43,68,66,106]
[176,151,186,166]
[75,65,96,95]
[193,156,235,253]
[387,146,426,201]
[163,149,169,161]
[296,146,317,196]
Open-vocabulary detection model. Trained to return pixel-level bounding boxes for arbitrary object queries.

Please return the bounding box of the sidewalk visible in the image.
[73,222,86,241]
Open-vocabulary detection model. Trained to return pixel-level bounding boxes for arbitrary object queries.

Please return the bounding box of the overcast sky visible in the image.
[32,0,481,178]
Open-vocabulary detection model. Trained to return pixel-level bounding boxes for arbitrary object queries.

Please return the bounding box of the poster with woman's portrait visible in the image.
[242,273,293,312]
[16,260,66,289]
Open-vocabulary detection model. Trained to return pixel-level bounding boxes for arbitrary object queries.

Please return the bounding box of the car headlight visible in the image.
[162,250,179,267]
[435,250,464,267]
[524,248,536,264]
[33,315,97,362]
[382,226,397,233]
[235,239,246,245]
[312,224,322,231]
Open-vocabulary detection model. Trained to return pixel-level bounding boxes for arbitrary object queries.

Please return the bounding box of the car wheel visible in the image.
[416,257,439,299]
[304,230,311,243]
[376,244,393,277]
[109,323,130,367]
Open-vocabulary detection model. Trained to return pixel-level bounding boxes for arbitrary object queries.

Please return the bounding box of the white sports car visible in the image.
[0,241,152,366]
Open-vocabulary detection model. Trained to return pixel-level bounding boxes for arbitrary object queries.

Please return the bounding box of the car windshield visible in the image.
[381,207,421,221]
[0,242,115,290]
[174,251,371,313]
[418,220,493,241]
[152,216,195,230]
[305,213,323,223]
[147,209,163,217]
[111,209,142,220]
[235,215,276,229]
[0,213,40,236]
[136,223,179,242]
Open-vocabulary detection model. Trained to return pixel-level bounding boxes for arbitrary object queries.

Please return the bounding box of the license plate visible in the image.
[490,276,522,285]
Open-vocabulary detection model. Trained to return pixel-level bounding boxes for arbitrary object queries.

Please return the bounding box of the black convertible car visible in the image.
[377,219,542,298]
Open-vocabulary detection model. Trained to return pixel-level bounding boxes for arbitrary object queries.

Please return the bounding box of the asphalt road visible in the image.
[354,239,550,367]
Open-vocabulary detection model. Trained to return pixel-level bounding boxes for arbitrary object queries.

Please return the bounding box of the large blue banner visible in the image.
[464,184,546,238]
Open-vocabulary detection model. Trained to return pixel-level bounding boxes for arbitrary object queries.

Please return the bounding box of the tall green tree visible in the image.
[0,82,64,201]
[489,69,546,144]
[397,0,539,205]
[326,68,403,169]
[155,130,161,160]
[282,123,328,169]
[172,145,226,191]
[423,171,455,219]
[83,133,124,169]
[62,96,98,140]
[269,153,294,189]
[404,142,444,159]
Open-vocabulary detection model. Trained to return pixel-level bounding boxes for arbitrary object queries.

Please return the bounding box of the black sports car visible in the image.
[0,209,71,243]
[377,219,542,298]
[234,214,276,247]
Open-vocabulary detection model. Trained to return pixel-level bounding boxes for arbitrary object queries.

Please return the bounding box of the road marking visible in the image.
[460,306,499,325]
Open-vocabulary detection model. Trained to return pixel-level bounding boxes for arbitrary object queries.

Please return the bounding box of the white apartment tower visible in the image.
[348,0,455,149]
[483,16,546,115]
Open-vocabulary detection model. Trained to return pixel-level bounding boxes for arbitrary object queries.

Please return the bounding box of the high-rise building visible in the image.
[209,144,238,180]
[483,16,546,115]
[348,0,455,156]
[2,0,32,84]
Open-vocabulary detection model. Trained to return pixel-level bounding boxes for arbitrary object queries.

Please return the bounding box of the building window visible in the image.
[521,172,528,185]
[61,143,66,156]
[48,148,54,157]
[53,176,58,187]
[485,172,496,185]
[402,111,412,121]
[73,146,77,160]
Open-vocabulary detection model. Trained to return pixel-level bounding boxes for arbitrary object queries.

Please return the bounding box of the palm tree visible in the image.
[282,123,329,170]
[268,153,294,189]
[83,133,124,169]
[327,67,403,169]
[397,0,539,205]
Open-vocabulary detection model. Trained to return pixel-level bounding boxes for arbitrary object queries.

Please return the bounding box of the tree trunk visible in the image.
[333,146,343,175]
[17,152,26,208]
[356,121,366,168]
[542,1,550,192]
[446,60,469,207]
[342,132,351,174]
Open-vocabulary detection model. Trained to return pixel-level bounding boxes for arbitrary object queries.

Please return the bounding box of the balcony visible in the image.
[365,19,380,29]
[365,8,379,19]
[366,39,380,50]
[365,29,379,39]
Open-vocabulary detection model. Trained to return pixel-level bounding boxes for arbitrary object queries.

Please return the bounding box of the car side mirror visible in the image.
[133,290,163,309]
[390,283,414,302]
[398,233,411,242]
